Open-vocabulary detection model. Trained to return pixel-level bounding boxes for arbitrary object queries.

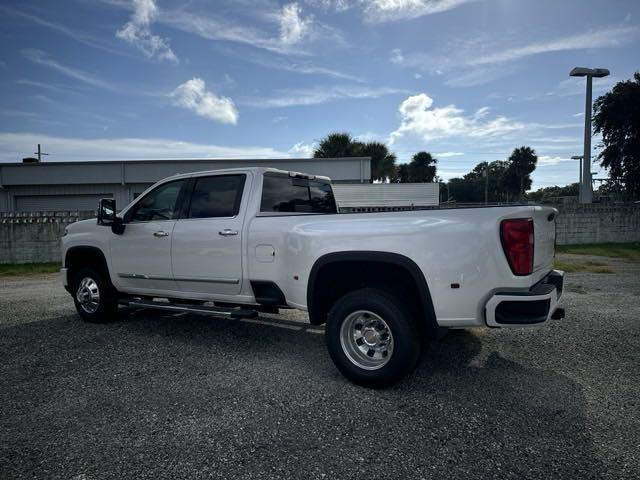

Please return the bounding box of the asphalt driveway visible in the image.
[1,255,639,479]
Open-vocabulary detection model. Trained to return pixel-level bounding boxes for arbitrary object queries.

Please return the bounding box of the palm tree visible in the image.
[313,133,397,182]
[313,132,362,158]
[359,141,397,182]
[408,151,438,182]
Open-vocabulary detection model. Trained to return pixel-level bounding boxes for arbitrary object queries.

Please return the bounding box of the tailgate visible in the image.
[532,206,557,272]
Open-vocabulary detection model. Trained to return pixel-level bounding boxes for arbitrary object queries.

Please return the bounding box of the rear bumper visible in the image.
[485,270,564,327]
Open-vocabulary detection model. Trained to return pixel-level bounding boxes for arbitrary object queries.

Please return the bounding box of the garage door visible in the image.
[15,194,112,212]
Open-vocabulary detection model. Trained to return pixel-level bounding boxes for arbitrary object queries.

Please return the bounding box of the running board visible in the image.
[126,299,259,319]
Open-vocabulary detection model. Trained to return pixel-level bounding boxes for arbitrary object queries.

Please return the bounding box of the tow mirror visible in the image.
[97,198,116,226]
[97,198,125,234]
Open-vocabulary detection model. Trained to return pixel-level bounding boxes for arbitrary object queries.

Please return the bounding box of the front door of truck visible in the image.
[110,178,187,293]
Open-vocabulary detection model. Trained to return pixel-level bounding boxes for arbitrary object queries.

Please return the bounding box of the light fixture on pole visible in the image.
[570,67,609,204]
[571,155,583,201]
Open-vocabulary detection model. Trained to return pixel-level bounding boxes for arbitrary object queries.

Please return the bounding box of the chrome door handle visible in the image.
[153,231,169,237]
[219,229,238,236]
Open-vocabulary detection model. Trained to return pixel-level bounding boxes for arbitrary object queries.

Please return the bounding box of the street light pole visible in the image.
[571,155,583,202]
[570,67,609,204]
[583,76,593,203]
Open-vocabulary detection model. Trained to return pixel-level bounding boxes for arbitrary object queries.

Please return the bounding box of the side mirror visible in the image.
[97,198,125,234]
[97,198,116,226]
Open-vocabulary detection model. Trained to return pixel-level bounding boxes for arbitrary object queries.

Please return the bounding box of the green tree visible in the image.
[470,160,510,202]
[313,132,362,158]
[593,72,640,199]
[313,132,397,182]
[445,160,511,203]
[393,163,410,183]
[448,176,481,202]
[408,151,438,182]
[503,146,538,199]
[527,183,579,203]
[358,141,397,182]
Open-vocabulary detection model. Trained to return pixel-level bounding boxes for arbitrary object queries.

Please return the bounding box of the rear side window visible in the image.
[187,175,246,219]
[260,174,337,214]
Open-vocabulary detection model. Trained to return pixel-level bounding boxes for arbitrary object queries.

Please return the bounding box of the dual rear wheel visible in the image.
[326,288,422,388]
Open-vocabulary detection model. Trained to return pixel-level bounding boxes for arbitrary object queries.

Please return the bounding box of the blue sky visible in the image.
[0,0,638,189]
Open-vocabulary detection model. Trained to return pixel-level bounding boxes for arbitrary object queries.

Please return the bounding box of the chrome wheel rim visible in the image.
[340,310,394,370]
[76,277,100,314]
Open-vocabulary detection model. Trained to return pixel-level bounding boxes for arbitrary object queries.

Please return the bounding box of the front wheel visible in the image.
[326,288,421,388]
[72,267,119,323]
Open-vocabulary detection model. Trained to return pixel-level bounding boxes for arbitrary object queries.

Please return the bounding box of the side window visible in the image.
[260,174,337,214]
[127,179,186,222]
[186,175,246,219]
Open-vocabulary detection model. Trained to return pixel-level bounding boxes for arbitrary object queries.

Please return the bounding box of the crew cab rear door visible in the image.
[171,173,248,296]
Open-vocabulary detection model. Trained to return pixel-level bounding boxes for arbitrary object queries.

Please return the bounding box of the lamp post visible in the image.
[569,67,609,203]
[571,155,583,201]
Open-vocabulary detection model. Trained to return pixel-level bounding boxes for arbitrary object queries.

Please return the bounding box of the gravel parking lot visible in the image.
[1,254,639,480]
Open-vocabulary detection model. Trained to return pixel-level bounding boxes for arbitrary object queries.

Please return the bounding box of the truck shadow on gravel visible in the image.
[0,313,610,480]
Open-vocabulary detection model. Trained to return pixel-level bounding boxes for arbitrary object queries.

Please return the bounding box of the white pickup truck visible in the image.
[61,167,564,387]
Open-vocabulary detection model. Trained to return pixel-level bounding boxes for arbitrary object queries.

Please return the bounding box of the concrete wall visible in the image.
[554,203,640,245]
[0,211,95,264]
[1,204,639,264]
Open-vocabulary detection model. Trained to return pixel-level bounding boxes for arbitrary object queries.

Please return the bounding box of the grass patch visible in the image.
[0,262,60,277]
[553,259,614,274]
[556,242,640,262]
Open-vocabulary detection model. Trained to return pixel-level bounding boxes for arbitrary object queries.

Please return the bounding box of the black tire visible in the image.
[72,266,119,323]
[326,288,422,388]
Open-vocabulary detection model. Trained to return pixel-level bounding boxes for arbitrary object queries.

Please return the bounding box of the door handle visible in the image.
[153,231,169,237]
[219,229,238,236]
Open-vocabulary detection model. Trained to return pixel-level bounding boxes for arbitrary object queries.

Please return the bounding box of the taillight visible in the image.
[500,218,534,276]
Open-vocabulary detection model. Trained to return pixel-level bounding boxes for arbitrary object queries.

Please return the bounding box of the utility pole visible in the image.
[484,164,489,204]
[34,144,49,162]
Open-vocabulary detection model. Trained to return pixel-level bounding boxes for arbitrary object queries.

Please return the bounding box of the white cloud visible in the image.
[361,0,478,23]
[164,10,308,56]
[391,25,636,87]
[243,85,408,108]
[116,0,177,63]
[0,132,290,163]
[306,0,353,11]
[171,78,238,125]
[467,26,636,67]
[538,156,569,166]
[233,50,363,82]
[22,49,116,91]
[435,151,464,157]
[547,76,619,97]
[390,93,524,143]
[279,3,312,44]
[1,5,135,59]
[288,141,316,157]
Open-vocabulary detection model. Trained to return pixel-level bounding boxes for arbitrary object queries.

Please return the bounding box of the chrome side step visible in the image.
[126,299,258,319]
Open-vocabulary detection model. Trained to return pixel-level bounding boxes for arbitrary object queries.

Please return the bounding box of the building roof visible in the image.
[0,157,370,186]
